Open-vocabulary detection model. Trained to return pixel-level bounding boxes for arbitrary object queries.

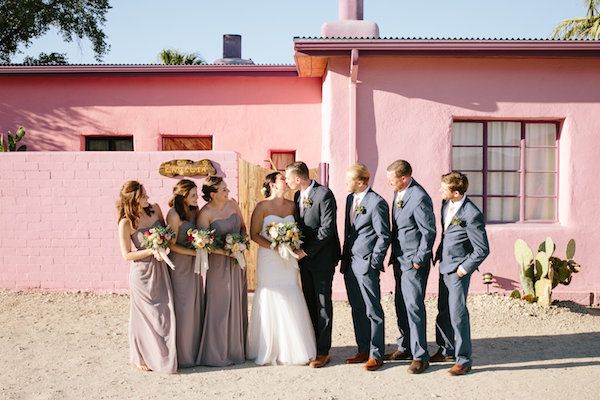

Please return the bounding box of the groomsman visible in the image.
[385,160,436,374]
[285,161,341,368]
[432,171,489,375]
[341,164,391,372]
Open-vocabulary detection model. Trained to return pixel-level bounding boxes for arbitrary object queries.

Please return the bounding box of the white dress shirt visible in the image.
[299,180,316,214]
[443,195,468,276]
[350,186,369,224]
[396,178,412,205]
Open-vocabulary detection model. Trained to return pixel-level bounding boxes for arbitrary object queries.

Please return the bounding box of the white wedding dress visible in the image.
[247,215,316,365]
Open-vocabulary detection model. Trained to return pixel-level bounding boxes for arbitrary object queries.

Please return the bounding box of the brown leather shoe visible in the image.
[309,355,331,368]
[346,352,369,364]
[364,358,383,371]
[383,350,412,361]
[448,363,471,375]
[430,350,455,363]
[407,360,430,374]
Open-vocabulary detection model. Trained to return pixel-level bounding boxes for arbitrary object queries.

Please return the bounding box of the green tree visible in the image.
[23,52,68,65]
[0,0,111,63]
[552,0,600,39]
[158,49,204,65]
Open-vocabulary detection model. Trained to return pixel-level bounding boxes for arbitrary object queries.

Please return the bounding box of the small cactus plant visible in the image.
[513,237,581,306]
[0,127,27,152]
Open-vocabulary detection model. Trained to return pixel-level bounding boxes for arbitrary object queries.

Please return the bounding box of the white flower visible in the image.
[269,226,279,239]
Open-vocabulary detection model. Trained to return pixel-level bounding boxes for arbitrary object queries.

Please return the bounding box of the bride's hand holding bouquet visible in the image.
[265,221,303,265]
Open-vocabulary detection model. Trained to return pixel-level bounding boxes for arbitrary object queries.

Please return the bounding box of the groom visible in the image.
[285,161,341,368]
[341,164,390,371]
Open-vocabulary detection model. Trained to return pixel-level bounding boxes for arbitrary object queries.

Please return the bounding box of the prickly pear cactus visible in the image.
[514,238,581,307]
[535,251,550,279]
[538,237,555,257]
[566,239,576,260]
[0,127,27,152]
[535,278,553,306]
[514,239,535,297]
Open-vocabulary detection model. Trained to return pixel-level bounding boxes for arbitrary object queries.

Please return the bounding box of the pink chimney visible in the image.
[320,0,379,38]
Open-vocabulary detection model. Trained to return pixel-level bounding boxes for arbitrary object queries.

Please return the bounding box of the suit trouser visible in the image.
[300,266,334,356]
[393,262,430,361]
[344,265,385,359]
[435,271,472,366]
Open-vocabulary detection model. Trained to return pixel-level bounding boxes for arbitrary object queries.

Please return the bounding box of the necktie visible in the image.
[350,195,359,225]
[300,193,306,215]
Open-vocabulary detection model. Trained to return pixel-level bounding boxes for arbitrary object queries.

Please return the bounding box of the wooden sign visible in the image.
[159,159,217,177]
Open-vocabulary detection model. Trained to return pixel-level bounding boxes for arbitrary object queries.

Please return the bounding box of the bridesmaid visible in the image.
[196,176,248,366]
[116,180,177,373]
[166,179,203,368]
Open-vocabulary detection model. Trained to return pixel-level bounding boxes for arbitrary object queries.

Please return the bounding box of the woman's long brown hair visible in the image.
[116,180,146,229]
[168,179,198,221]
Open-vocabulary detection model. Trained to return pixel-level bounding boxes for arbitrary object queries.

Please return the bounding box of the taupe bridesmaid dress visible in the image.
[168,218,204,368]
[197,213,248,366]
[129,220,177,373]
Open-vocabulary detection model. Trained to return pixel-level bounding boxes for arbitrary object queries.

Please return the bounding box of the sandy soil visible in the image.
[1,290,599,400]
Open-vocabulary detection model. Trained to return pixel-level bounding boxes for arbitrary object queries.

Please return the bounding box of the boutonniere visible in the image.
[396,199,405,209]
[451,217,465,227]
[355,205,366,215]
[302,197,313,208]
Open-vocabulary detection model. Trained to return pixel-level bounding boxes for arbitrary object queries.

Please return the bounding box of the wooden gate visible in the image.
[238,159,319,291]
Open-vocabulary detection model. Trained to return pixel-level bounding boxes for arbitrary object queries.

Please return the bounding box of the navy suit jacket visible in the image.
[294,181,341,270]
[390,179,436,272]
[435,197,490,275]
[341,188,391,275]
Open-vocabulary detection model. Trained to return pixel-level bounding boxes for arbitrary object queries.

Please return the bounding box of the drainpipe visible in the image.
[349,48,359,166]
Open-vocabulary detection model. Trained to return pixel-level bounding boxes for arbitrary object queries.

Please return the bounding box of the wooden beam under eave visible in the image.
[294,54,328,77]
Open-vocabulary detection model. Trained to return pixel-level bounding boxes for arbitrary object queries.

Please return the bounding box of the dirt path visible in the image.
[1,290,599,400]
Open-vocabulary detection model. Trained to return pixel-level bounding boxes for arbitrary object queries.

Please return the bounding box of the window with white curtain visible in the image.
[451,121,558,223]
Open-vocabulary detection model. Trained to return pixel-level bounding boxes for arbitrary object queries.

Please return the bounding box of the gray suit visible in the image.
[294,181,341,356]
[434,197,490,367]
[341,188,391,359]
[390,179,436,361]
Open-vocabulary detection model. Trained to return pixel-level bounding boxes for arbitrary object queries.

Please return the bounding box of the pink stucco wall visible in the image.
[0,151,238,291]
[324,56,600,305]
[0,75,322,167]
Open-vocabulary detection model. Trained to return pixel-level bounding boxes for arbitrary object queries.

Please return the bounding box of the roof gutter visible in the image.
[294,39,600,58]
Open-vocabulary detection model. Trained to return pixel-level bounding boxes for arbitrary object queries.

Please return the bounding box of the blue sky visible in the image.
[15,0,586,64]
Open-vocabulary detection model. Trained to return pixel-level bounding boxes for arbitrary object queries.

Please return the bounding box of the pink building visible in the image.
[2,1,599,304]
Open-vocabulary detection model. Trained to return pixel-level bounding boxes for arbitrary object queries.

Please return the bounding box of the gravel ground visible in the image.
[1,290,599,400]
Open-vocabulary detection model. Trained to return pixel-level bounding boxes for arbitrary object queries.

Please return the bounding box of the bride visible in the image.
[247,171,316,365]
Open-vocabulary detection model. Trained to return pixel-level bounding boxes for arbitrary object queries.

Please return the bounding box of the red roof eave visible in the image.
[0,64,299,76]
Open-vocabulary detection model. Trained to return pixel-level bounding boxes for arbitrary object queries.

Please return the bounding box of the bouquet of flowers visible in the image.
[187,228,216,276]
[223,233,250,269]
[265,221,303,264]
[140,225,176,270]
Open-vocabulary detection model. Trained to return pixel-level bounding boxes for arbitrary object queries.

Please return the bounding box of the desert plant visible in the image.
[0,127,27,152]
[513,237,581,306]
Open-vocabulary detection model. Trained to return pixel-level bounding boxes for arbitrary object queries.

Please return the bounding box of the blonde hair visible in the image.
[348,163,370,184]
[116,180,144,229]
